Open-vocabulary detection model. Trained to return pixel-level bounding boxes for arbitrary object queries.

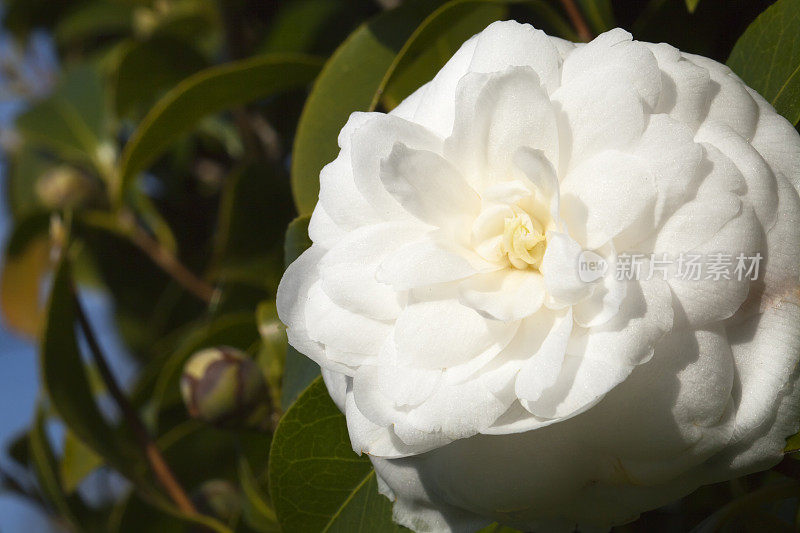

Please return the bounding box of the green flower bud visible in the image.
[180,347,266,424]
[191,480,241,524]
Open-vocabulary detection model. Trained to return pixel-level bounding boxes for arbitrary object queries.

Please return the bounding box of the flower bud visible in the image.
[191,480,240,523]
[35,166,96,210]
[180,347,266,424]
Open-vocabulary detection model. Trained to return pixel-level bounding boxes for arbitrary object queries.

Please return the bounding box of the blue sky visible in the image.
[0,27,136,530]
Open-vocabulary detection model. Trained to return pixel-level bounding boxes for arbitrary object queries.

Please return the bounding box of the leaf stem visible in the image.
[558,0,593,42]
[72,290,197,515]
[124,215,215,304]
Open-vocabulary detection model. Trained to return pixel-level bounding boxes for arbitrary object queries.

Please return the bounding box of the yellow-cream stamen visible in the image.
[502,211,546,270]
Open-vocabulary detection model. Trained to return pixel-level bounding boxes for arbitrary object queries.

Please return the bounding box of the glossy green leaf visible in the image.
[15,64,108,168]
[5,144,52,218]
[41,255,135,475]
[290,0,450,214]
[283,215,312,268]
[727,0,800,125]
[111,489,234,533]
[269,377,404,532]
[117,53,323,197]
[575,0,615,35]
[260,0,346,54]
[785,431,800,453]
[477,524,522,532]
[112,36,208,118]
[239,455,280,532]
[211,163,293,285]
[54,1,134,46]
[29,405,80,524]
[0,212,51,337]
[256,301,287,410]
[60,429,104,493]
[281,346,320,409]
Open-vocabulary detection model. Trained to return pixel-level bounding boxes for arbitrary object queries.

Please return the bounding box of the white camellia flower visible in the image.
[277,21,800,532]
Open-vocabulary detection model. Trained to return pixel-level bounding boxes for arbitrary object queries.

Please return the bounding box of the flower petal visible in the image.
[394,299,518,368]
[380,143,480,230]
[458,269,546,321]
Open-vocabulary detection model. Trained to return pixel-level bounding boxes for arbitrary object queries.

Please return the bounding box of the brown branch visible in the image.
[73,291,197,515]
[127,223,215,304]
[559,0,593,42]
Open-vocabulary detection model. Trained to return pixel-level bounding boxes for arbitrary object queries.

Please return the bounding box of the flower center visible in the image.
[502,209,546,270]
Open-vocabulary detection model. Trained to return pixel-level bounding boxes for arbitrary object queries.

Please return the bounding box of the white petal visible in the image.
[380,143,480,229]
[394,299,518,368]
[540,232,593,305]
[308,202,347,249]
[467,21,561,93]
[748,104,800,191]
[377,237,494,290]
[527,279,673,419]
[345,388,435,458]
[562,28,661,109]
[560,151,657,250]
[516,308,573,403]
[320,221,426,270]
[695,122,778,228]
[305,281,391,356]
[552,71,645,173]
[632,114,703,227]
[683,52,759,140]
[276,246,326,364]
[647,42,712,130]
[349,113,443,217]
[458,269,545,321]
[319,262,403,320]
[445,66,558,189]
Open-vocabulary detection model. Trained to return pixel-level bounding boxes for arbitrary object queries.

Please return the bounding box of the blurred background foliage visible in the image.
[0,0,798,531]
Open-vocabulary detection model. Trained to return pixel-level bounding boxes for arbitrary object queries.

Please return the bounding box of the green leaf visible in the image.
[112,36,208,118]
[60,429,104,493]
[29,405,83,525]
[5,144,52,218]
[239,455,280,532]
[117,53,323,197]
[785,432,800,453]
[54,1,135,46]
[41,254,135,475]
[575,0,615,35]
[260,0,347,54]
[281,346,320,409]
[684,0,700,13]
[283,215,312,268]
[15,64,109,169]
[211,163,293,283]
[0,212,51,337]
[727,0,800,125]
[269,377,404,532]
[290,0,450,214]
[477,524,522,532]
[256,301,287,410]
